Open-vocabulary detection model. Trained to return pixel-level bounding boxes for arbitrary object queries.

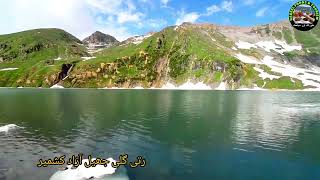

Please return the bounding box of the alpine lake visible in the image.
[0,89,319,180]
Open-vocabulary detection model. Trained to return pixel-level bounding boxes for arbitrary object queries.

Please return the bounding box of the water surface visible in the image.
[0,89,320,179]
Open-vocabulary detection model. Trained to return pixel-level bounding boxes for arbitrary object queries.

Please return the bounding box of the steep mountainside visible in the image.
[0,22,319,90]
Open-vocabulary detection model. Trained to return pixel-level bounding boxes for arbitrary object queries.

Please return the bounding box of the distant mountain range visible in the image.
[0,20,319,90]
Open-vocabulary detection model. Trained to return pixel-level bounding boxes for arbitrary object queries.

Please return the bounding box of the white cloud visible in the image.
[176,11,200,25]
[0,0,150,41]
[85,0,123,14]
[256,7,268,17]
[206,5,221,15]
[205,1,233,16]
[86,0,143,24]
[117,11,144,23]
[174,0,233,25]
[221,1,233,12]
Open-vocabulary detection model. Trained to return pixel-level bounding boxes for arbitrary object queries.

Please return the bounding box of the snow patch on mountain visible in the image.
[162,81,212,90]
[50,84,64,89]
[274,40,302,52]
[261,56,320,88]
[237,85,264,91]
[235,53,262,64]
[234,52,320,89]
[215,82,226,90]
[82,57,96,61]
[124,33,154,45]
[235,41,256,49]
[0,68,19,71]
[255,41,282,53]
[235,40,302,55]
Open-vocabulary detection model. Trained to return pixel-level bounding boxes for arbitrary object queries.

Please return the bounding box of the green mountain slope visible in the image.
[0,28,89,87]
[0,28,88,61]
[0,23,319,89]
[66,24,254,89]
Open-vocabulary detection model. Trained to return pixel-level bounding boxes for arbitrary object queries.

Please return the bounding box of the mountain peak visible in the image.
[92,31,105,35]
[82,31,119,49]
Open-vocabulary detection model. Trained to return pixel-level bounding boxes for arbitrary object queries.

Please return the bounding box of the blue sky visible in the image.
[0,0,302,40]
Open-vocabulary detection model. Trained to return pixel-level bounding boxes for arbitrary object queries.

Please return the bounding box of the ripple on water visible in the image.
[1,90,320,179]
[98,119,161,153]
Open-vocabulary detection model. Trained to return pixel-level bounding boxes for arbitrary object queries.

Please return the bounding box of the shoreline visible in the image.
[1,86,319,92]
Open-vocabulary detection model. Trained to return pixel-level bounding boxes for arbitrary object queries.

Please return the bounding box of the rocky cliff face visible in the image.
[82,31,119,51]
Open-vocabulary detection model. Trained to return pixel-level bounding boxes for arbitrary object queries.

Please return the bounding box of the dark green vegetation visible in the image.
[259,65,282,76]
[283,27,294,44]
[264,77,304,90]
[294,25,320,54]
[272,31,282,40]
